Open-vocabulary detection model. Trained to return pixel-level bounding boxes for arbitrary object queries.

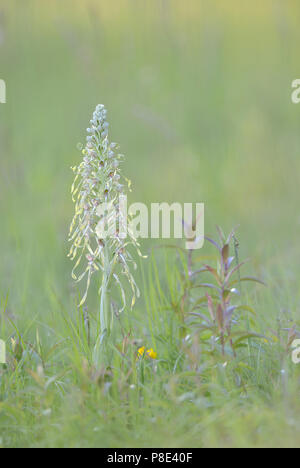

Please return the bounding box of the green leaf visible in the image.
[232,332,265,347]
[229,276,266,287]
[200,330,213,340]
[204,265,222,284]
[235,305,256,316]
[222,244,229,264]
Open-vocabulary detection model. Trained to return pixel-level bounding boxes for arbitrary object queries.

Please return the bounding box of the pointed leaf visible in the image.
[222,244,229,264]
[206,294,215,321]
[229,276,266,287]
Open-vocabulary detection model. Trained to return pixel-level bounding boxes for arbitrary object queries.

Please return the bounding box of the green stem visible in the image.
[100,274,109,337]
[101,244,111,334]
[93,245,111,367]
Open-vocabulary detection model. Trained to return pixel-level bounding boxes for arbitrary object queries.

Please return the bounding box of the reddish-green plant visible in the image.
[180,227,266,357]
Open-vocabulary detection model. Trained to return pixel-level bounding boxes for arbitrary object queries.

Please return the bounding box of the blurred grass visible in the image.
[0,0,300,448]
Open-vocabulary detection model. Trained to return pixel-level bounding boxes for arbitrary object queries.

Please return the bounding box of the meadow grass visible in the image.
[0,0,300,448]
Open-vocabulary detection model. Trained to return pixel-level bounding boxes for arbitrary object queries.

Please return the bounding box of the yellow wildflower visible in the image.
[137,346,157,360]
[146,348,157,359]
[138,346,146,357]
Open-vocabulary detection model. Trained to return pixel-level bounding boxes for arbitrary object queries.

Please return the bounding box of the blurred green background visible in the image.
[0,0,300,322]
